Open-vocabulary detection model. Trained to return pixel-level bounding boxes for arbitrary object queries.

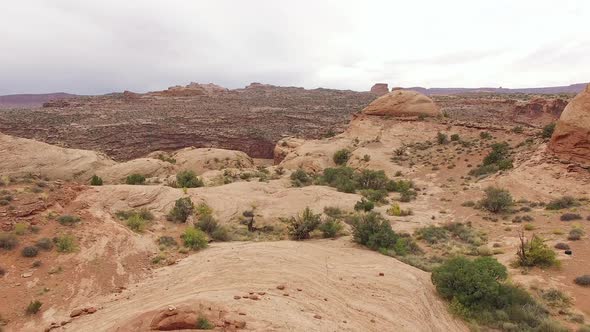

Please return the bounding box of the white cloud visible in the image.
[0,0,588,94]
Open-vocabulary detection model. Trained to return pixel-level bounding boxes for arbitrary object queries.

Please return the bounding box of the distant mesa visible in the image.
[362,89,441,117]
[549,83,590,165]
[370,83,389,96]
[156,82,228,97]
[42,99,71,108]
[246,82,276,89]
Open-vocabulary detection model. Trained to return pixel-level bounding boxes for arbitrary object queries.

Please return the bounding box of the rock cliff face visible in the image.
[549,84,590,165]
[362,90,441,117]
[0,83,376,160]
[512,97,567,124]
[370,83,389,96]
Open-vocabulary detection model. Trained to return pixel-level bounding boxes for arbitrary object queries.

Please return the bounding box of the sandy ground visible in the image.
[59,238,467,332]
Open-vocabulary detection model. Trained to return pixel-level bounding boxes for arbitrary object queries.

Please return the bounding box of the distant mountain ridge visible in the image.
[0,93,77,109]
[404,83,587,95]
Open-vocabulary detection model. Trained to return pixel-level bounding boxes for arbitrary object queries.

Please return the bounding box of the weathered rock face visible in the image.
[370,83,389,96]
[513,97,567,123]
[549,84,590,164]
[362,90,441,117]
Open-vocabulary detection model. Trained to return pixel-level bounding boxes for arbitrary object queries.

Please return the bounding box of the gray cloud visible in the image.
[0,0,589,94]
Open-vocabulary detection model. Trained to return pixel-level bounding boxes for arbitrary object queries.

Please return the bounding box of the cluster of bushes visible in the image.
[317,167,417,202]
[350,212,420,256]
[432,256,561,330]
[386,203,412,217]
[542,123,556,139]
[333,149,351,165]
[290,169,312,187]
[469,142,513,176]
[116,209,154,233]
[415,222,484,246]
[546,196,578,210]
[284,207,343,240]
[181,227,208,250]
[54,234,77,253]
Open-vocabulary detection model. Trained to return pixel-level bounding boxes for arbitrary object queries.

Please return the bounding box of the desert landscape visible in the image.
[2,1,590,331]
[0,81,590,332]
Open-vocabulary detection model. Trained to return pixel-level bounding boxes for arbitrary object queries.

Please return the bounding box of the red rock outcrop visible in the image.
[513,97,567,124]
[362,90,441,117]
[549,84,590,165]
[370,83,389,96]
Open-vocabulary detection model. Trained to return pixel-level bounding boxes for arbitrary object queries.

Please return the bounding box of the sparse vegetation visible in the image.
[469,142,513,176]
[57,215,81,226]
[450,133,460,141]
[125,173,146,185]
[21,246,39,257]
[350,212,418,256]
[181,227,208,250]
[574,275,590,287]
[546,196,577,210]
[568,227,584,241]
[333,149,351,165]
[542,122,556,139]
[386,203,412,216]
[176,170,204,188]
[318,218,343,238]
[26,300,42,315]
[560,213,582,221]
[126,214,149,232]
[285,207,321,240]
[436,132,449,144]
[54,235,77,253]
[167,197,194,223]
[158,236,178,247]
[479,187,513,213]
[90,175,103,186]
[0,233,18,250]
[354,198,374,212]
[290,169,312,187]
[196,316,214,329]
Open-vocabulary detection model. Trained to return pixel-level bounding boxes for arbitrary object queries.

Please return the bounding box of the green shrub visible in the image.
[516,234,558,268]
[286,207,321,240]
[26,300,42,315]
[318,218,343,238]
[436,132,449,144]
[181,227,208,250]
[546,196,577,210]
[90,175,103,186]
[54,235,77,253]
[450,134,460,141]
[333,149,351,165]
[470,142,513,176]
[480,131,492,139]
[574,275,590,287]
[125,173,146,185]
[197,214,219,233]
[21,246,39,257]
[176,170,203,188]
[35,238,53,250]
[479,187,513,213]
[167,197,194,223]
[323,206,344,219]
[354,198,374,212]
[57,215,80,226]
[386,203,412,216]
[351,212,398,250]
[356,170,389,190]
[318,167,357,193]
[126,214,148,233]
[542,123,556,139]
[0,233,18,250]
[196,316,214,329]
[195,202,213,217]
[432,256,552,329]
[14,223,27,235]
[290,169,312,187]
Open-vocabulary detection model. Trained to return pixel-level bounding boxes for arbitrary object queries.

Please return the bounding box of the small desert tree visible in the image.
[479,187,513,213]
[167,197,195,223]
[286,207,321,240]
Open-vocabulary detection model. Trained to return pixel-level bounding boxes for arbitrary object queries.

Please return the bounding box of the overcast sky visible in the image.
[1,0,589,95]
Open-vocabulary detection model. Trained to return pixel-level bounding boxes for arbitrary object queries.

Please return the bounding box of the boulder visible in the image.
[361,90,441,117]
[370,83,389,96]
[549,84,590,165]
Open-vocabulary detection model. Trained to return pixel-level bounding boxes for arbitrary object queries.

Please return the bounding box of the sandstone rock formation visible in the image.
[549,84,590,164]
[370,83,389,96]
[512,97,567,124]
[361,90,441,117]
